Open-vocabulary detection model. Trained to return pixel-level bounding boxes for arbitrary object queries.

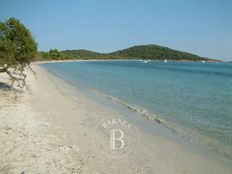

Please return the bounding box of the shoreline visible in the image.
[40,60,232,160]
[34,58,223,65]
[91,89,232,160]
[0,63,231,173]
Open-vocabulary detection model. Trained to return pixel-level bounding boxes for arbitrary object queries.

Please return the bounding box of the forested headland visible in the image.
[37,45,220,62]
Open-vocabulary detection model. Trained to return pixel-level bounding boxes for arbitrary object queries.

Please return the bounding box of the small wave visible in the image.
[92,89,191,135]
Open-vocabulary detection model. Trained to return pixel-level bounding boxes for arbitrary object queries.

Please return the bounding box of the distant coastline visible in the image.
[36,44,222,62]
[35,58,223,64]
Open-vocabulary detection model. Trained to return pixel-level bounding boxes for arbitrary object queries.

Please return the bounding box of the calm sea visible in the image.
[42,61,232,158]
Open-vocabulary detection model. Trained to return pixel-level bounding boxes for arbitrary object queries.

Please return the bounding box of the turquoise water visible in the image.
[42,61,232,157]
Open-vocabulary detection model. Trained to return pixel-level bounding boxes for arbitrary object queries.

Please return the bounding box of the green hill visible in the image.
[59,49,105,59]
[110,45,210,61]
[37,44,218,61]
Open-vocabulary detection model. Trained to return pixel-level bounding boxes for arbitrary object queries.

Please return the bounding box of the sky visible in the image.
[0,0,232,61]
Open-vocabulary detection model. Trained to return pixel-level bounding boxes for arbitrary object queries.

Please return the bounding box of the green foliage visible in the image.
[59,49,107,59]
[35,51,51,61]
[40,45,213,61]
[48,49,62,59]
[0,17,37,87]
[0,18,37,66]
[110,45,210,61]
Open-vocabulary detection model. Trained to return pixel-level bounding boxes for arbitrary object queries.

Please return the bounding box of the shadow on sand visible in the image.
[0,82,12,91]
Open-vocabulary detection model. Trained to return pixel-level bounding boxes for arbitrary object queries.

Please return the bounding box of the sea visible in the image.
[42,60,232,159]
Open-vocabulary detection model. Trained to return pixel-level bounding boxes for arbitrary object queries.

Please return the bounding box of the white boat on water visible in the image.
[143,60,148,63]
[143,60,151,63]
[164,59,168,63]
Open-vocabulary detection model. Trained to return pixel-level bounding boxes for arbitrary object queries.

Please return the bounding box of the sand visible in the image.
[0,62,231,174]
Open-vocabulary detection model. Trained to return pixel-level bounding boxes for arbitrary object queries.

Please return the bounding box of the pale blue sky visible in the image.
[0,0,232,61]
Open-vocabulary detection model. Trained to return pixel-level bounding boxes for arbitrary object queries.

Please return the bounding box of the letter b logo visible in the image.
[93,117,139,160]
[110,129,125,149]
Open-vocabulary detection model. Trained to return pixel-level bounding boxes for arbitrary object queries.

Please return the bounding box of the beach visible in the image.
[0,62,232,174]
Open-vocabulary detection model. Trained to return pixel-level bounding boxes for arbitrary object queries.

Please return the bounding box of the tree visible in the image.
[0,17,37,88]
[48,49,64,59]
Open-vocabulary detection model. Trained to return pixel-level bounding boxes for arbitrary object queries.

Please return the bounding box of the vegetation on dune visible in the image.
[0,17,37,87]
[37,45,214,61]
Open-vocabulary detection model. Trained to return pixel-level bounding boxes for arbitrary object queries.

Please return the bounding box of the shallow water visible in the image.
[42,60,232,158]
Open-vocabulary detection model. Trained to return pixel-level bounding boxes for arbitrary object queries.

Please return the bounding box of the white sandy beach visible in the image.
[0,62,232,174]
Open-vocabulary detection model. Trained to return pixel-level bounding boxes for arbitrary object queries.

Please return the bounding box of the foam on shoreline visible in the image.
[91,90,232,160]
